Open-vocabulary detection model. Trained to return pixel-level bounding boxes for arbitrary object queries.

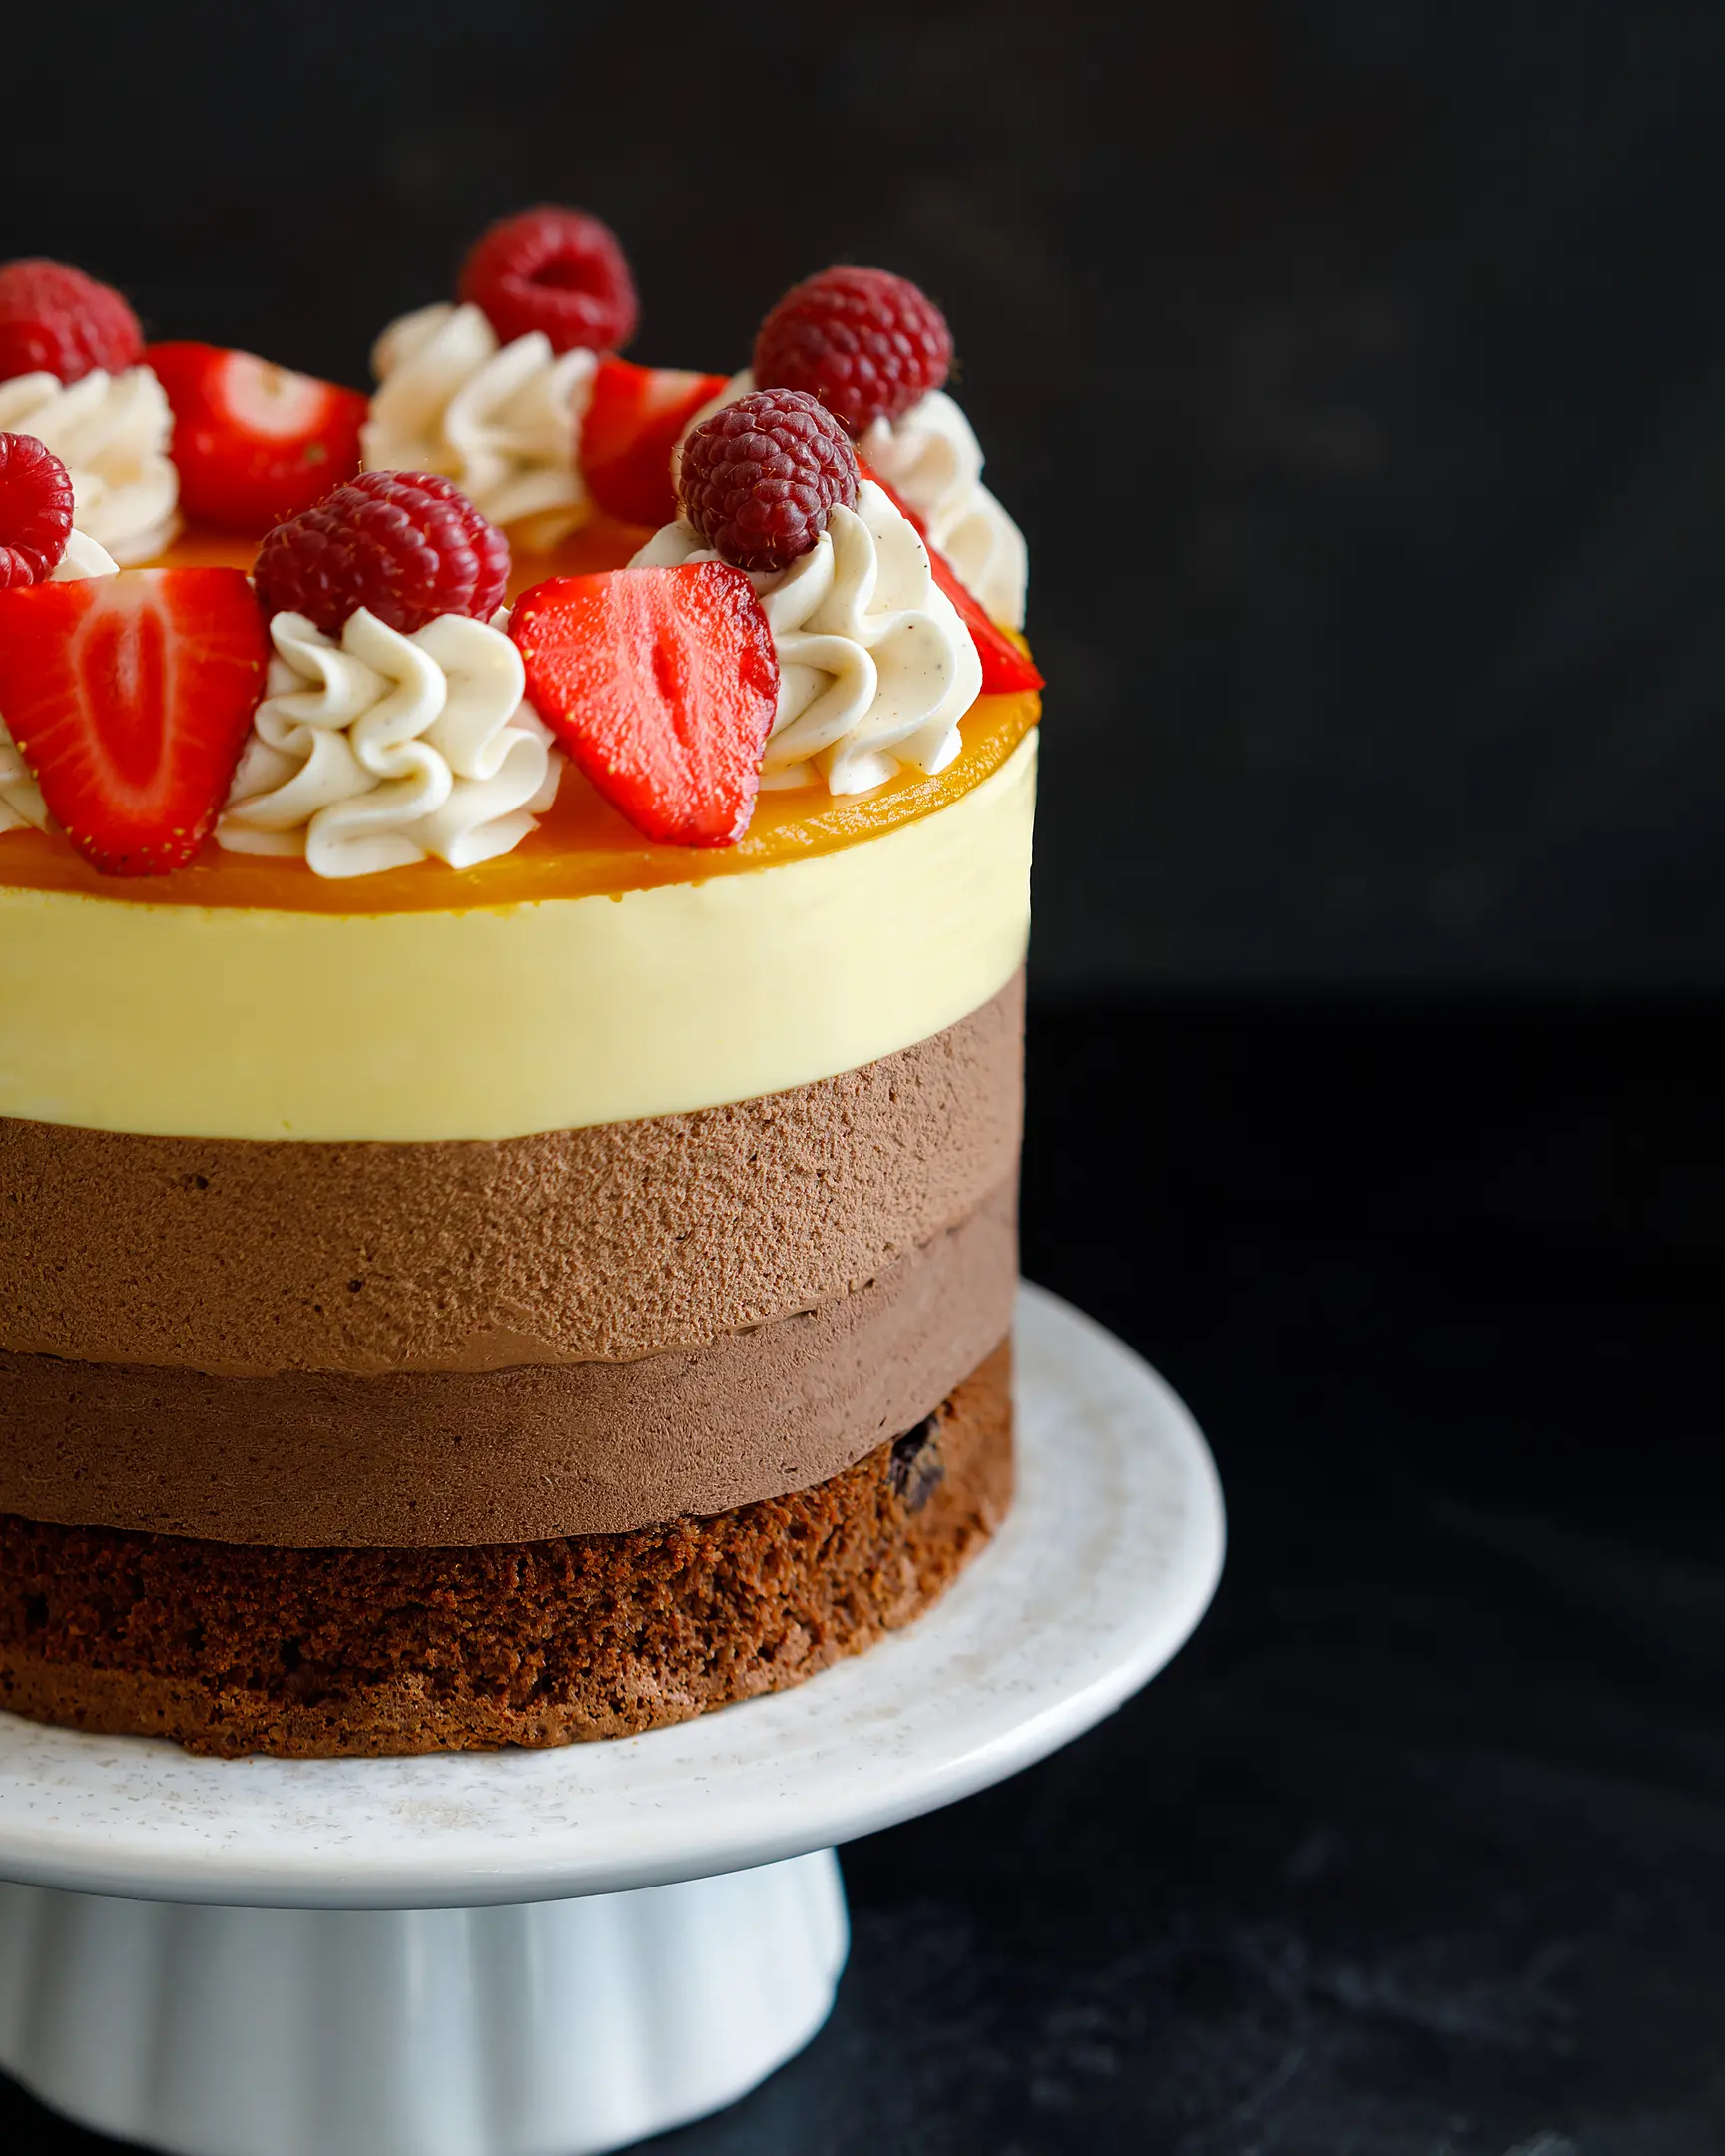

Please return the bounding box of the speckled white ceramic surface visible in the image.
[0,1283,1224,1911]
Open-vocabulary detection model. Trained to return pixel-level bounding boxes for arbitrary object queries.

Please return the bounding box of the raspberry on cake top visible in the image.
[0,260,178,566]
[0,219,1041,1140]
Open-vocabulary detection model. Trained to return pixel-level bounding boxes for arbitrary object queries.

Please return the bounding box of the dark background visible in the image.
[7,3,1725,2151]
[9,0,1725,988]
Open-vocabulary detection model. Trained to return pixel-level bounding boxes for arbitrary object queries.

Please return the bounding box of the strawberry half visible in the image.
[579,356,730,530]
[511,564,777,846]
[0,567,269,874]
[861,463,1043,695]
[148,342,367,534]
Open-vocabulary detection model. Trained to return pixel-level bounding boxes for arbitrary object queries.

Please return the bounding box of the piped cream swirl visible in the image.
[0,530,120,837]
[859,389,1027,631]
[686,372,1027,631]
[0,369,178,564]
[634,478,981,796]
[361,303,595,532]
[219,608,561,878]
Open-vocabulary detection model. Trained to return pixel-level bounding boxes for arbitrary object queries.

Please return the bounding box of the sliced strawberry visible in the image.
[921,538,1044,694]
[147,342,367,534]
[579,356,730,530]
[511,564,777,846]
[861,462,1043,695]
[0,568,269,874]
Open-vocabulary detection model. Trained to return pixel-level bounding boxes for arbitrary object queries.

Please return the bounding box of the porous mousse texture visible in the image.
[0,976,1024,1547]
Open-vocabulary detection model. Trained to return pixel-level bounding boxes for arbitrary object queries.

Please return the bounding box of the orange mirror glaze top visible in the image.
[0,516,1040,914]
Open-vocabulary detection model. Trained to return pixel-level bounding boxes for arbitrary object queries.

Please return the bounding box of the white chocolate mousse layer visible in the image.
[0,731,1035,1141]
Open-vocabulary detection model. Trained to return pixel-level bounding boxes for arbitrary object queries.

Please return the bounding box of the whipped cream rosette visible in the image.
[219,606,561,878]
[684,370,1027,632]
[635,478,981,796]
[0,368,178,564]
[361,302,596,534]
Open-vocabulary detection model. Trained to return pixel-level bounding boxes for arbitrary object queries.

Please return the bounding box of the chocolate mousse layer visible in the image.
[0,973,1023,1375]
[0,1342,1013,1759]
[0,1184,1015,1545]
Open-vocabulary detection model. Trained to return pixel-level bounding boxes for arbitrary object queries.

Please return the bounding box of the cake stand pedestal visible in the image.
[0,1285,1224,2156]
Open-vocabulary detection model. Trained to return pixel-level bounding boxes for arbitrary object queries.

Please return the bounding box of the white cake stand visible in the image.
[0,1283,1223,2156]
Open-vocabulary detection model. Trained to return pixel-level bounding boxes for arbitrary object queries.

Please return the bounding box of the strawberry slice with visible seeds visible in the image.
[148,342,367,534]
[923,540,1045,695]
[0,567,269,874]
[511,563,778,846]
[861,462,1043,695]
[579,356,730,530]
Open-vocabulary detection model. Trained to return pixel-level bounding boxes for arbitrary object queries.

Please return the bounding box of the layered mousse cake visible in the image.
[0,216,1041,1756]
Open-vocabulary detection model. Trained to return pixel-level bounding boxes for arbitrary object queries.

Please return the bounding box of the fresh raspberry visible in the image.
[677,389,858,573]
[0,260,145,388]
[254,471,511,638]
[0,432,75,587]
[752,266,953,437]
[458,206,639,355]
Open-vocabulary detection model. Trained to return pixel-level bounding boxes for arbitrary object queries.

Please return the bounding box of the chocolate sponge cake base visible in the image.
[0,1342,1013,1760]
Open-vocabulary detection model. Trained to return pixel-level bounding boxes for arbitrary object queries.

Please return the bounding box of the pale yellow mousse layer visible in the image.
[0,732,1036,1141]
[0,517,1040,1139]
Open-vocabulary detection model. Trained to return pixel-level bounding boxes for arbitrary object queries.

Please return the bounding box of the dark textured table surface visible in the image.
[7,998,1722,2154]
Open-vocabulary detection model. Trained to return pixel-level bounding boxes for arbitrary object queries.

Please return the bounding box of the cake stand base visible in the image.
[0,1285,1224,2156]
[0,1851,847,2156]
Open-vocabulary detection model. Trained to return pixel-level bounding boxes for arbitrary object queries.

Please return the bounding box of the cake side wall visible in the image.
[0,983,1023,1544]
[0,1187,1016,1544]
[0,974,1024,1373]
[0,1343,1015,1758]
[0,733,1036,1141]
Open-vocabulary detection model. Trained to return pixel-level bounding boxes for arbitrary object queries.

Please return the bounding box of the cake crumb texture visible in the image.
[0,1342,1012,1758]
